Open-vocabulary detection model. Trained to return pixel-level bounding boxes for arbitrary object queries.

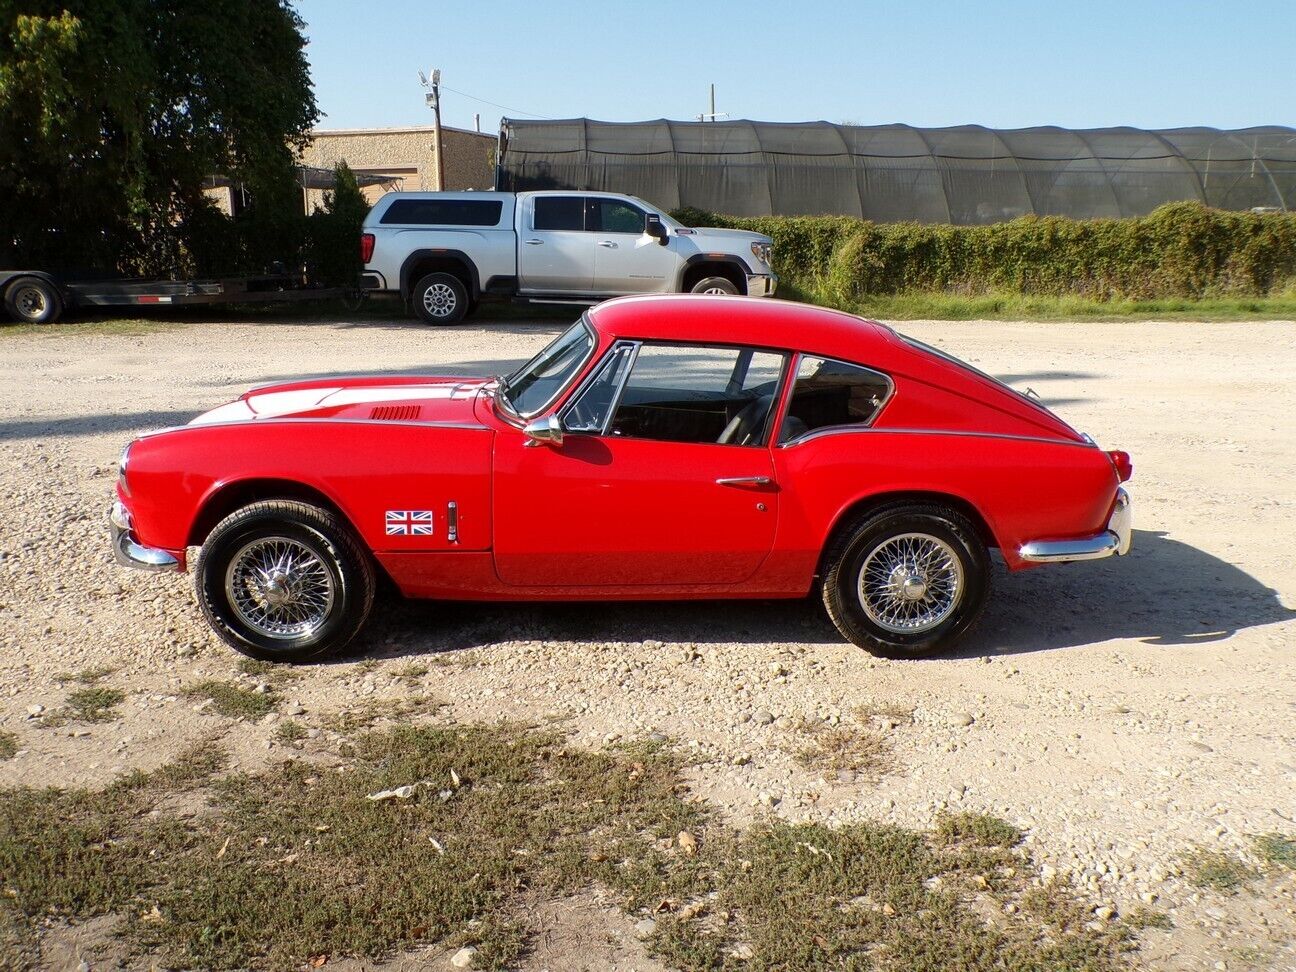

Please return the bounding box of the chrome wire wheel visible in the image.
[857,532,964,635]
[422,282,458,318]
[224,536,335,640]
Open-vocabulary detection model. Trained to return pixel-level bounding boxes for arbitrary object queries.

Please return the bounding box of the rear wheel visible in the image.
[412,272,468,325]
[195,500,375,662]
[3,276,62,324]
[689,275,740,296]
[821,504,989,658]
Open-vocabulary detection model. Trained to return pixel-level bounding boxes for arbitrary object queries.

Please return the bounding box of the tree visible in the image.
[0,1,318,274]
[307,161,371,286]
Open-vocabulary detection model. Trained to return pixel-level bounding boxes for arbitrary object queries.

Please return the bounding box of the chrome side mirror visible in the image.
[523,414,564,447]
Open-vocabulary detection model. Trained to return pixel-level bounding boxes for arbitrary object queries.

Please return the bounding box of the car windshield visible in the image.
[501,317,596,416]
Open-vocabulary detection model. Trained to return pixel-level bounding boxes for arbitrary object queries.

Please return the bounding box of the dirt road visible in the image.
[1,313,1293,970]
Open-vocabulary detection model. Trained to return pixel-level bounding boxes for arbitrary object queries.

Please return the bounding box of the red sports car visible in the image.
[111,295,1132,662]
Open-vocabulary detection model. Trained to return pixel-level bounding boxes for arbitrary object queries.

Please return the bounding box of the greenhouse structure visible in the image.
[496,119,1296,224]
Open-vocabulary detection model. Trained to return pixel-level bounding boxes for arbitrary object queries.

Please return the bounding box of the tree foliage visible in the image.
[0,0,318,274]
[307,161,371,286]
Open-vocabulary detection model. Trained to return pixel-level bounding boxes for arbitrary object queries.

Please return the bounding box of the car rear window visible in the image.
[380,198,503,226]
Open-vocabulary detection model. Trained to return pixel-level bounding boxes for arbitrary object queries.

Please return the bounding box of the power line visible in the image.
[438,84,544,118]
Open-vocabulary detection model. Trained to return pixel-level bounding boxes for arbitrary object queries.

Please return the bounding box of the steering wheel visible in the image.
[717,395,774,446]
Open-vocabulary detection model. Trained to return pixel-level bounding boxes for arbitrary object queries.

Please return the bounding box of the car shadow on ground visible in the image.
[353,529,1292,662]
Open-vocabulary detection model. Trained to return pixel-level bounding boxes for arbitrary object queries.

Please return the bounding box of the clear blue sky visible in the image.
[295,0,1294,133]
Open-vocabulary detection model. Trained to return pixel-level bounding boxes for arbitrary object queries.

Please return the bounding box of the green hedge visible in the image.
[669,203,1296,302]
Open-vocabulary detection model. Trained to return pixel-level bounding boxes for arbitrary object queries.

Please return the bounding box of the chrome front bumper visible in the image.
[746,273,778,297]
[1019,488,1132,564]
[110,500,180,572]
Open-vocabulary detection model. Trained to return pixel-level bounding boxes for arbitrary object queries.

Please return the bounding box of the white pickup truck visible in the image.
[359,190,777,324]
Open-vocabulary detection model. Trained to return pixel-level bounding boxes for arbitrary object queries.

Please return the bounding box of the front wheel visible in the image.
[689,276,741,296]
[821,505,989,658]
[195,500,375,662]
[412,272,469,325]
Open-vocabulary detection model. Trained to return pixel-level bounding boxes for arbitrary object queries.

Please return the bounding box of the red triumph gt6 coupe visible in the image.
[111,295,1132,662]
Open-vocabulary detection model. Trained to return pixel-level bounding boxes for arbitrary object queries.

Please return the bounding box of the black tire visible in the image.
[195,500,375,663]
[412,272,469,325]
[3,276,62,324]
[689,275,741,296]
[821,504,990,659]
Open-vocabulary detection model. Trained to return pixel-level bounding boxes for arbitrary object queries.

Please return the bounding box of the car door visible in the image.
[492,342,787,587]
[517,195,595,293]
[589,198,678,294]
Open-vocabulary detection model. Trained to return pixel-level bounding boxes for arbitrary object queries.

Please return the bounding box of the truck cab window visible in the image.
[533,197,586,231]
[591,199,645,234]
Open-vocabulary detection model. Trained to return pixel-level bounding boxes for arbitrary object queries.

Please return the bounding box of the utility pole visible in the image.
[710,83,716,122]
[420,68,446,190]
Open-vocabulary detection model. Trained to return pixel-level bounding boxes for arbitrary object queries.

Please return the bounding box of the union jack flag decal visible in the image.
[385,510,434,536]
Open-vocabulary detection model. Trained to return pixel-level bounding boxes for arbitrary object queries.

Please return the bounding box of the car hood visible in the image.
[188,375,491,427]
[687,226,772,247]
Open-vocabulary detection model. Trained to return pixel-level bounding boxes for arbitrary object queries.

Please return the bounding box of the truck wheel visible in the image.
[821,504,990,659]
[195,500,375,663]
[3,276,62,324]
[413,272,468,325]
[690,276,740,296]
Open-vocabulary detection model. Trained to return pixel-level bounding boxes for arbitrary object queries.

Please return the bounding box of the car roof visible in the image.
[587,295,896,361]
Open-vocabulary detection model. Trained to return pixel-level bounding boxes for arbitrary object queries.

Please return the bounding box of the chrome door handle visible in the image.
[597,240,618,248]
[715,476,773,487]
[524,238,544,245]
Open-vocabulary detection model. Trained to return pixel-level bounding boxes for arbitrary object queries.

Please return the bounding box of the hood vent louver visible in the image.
[369,404,422,421]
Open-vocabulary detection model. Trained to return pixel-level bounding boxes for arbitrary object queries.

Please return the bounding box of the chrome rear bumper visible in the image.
[110,501,181,572]
[1019,488,1132,564]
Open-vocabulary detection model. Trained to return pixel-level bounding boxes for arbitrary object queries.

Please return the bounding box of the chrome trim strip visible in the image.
[1019,488,1132,563]
[508,315,599,421]
[143,417,487,438]
[777,353,896,445]
[779,426,1096,449]
[109,503,181,572]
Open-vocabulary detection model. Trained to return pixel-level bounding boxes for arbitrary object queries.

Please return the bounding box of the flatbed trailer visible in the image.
[0,269,352,325]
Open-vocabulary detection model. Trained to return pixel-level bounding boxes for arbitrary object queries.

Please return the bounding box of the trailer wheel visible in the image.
[4,276,62,325]
[412,272,468,325]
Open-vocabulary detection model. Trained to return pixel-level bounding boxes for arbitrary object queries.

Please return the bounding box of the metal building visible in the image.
[497,119,1296,223]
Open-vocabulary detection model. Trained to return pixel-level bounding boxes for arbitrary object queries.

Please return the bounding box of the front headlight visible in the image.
[750,241,772,265]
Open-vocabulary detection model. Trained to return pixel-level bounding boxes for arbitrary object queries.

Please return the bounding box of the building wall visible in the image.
[300,126,497,210]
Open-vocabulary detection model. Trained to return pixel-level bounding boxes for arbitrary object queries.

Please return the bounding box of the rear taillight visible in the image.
[1108,450,1133,482]
[360,233,375,264]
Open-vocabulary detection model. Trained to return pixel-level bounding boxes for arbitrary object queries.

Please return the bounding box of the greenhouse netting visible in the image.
[497,119,1296,223]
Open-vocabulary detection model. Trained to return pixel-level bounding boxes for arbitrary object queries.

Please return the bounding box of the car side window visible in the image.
[533,196,586,231]
[591,344,785,446]
[780,355,892,443]
[591,199,645,234]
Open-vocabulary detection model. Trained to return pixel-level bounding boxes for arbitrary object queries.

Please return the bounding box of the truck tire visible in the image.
[3,276,62,324]
[690,276,740,296]
[412,272,468,325]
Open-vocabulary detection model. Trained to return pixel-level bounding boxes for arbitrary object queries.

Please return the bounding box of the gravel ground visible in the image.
[1,312,1294,971]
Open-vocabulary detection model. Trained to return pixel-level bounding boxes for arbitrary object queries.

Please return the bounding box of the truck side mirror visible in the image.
[645,214,669,246]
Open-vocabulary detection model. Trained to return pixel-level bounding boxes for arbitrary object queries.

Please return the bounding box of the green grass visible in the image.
[182,681,277,720]
[787,282,1296,322]
[53,666,116,685]
[1181,848,1258,892]
[0,732,17,761]
[274,720,308,744]
[236,658,302,686]
[936,811,1025,850]
[0,318,184,338]
[0,723,1144,972]
[65,687,126,723]
[1252,832,1296,869]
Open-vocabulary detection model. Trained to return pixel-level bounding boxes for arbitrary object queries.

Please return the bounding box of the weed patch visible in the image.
[0,724,1144,971]
[275,720,308,744]
[1253,832,1296,869]
[54,666,115,685]
[183,681,277,719]
[237,658,302,686]
[66,687,125,723]
[0,732,17,760]
[791,718,889,779]
[1181,848,1257,892]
